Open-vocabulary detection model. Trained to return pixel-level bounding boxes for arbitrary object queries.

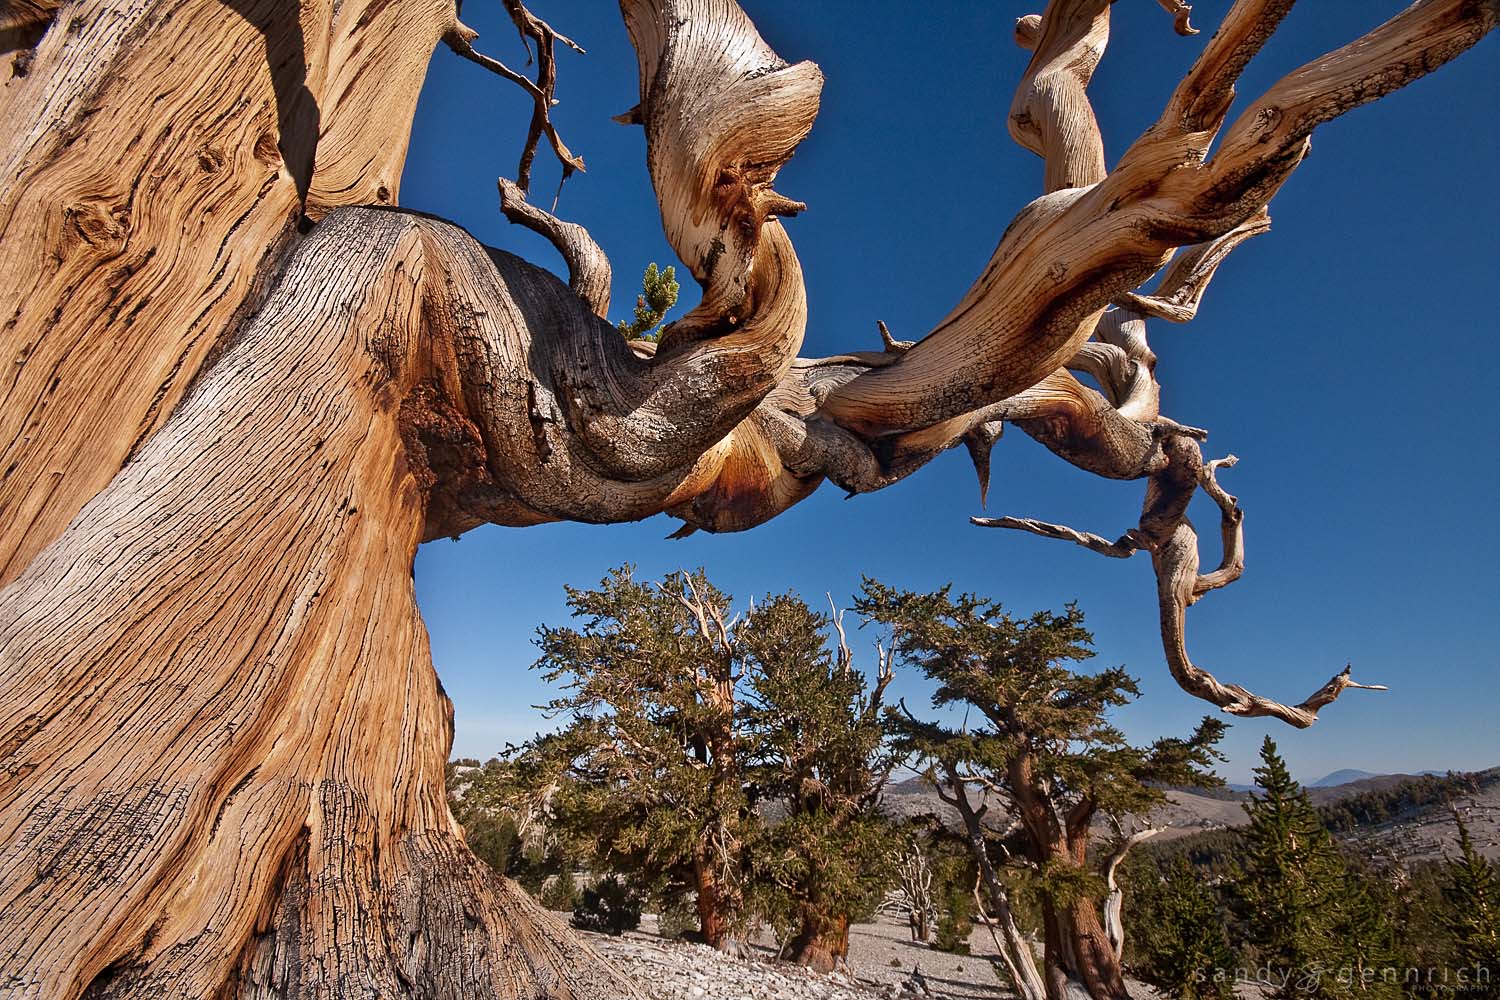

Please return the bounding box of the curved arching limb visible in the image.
[0,0,1489,994]
[817,0,1497,436]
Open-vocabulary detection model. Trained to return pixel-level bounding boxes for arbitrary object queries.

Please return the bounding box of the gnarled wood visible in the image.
[0,208,637,998]
[0,0,455,585]
[0,0,1493,995]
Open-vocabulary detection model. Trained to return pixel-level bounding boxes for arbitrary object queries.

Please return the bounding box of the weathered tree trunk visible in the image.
[786,911,850,974]
[0,0,1494,994]
[0,208,638,996]
[0,1,653,994]
[0,0,445,584]
[1041,891,1130,1000]
[690,845,737,953]
[939,765,1047,1000]
[0,0,818,990]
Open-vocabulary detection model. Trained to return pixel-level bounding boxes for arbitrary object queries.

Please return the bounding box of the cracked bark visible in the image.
[0,0,1493,996]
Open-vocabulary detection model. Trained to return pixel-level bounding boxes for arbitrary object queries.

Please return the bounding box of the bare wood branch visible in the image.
[1112,209,1272,323]
[821,2,1496,437]
[828,593,853,675]
[1008,0,1111,192]
[1192,454,1243,597]
[1155,505,1389,728]
[971,515,1144,559]
[1154,0,1198,36]
[1102,820,1162,961]
[443,9,586,194]
[1212,0,1500,189]
[497,177,612,317]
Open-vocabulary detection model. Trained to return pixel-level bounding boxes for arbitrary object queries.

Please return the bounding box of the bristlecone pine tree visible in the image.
[1232,738,1399,1000]
[867,582,1226,1000]
[523,573,898,970]
[0,0,1495,994]
[741,594,898,972]
[527,568,755,953]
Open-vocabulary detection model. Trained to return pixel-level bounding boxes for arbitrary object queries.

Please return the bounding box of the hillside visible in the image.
[882,768,1500,861]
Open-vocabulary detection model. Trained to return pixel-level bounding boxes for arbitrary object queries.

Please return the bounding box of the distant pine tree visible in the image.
[541,869,581,912]
[1233,738,1398,999]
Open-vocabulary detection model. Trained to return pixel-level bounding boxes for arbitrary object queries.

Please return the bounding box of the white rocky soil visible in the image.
[575,913,1012,1000]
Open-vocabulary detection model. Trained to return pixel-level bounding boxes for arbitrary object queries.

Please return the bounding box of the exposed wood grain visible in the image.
[0,0,455,586]
[0,0,1492,995]
[0,208,638,999]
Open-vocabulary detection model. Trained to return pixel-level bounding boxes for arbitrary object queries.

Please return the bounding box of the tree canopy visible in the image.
[864,580,1224,1000]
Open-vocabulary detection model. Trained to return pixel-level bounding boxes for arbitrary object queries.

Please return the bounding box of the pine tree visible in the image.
[1440,808,1500,993]
[1129,858,1234,1000]
[741,594,898,971]
[866,581,1225,1000]
[523,567,756,950]
[512,568,902,961]
[542,870,582,912]
[1232,738,1398,999]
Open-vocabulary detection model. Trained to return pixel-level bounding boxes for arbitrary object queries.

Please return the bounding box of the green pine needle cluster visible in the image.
[616,263,679,340]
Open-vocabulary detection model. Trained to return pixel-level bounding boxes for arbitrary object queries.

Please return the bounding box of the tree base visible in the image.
[0,210,639,1000]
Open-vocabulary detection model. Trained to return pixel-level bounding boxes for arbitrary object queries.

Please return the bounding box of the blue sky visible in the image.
[400,2,1499,784]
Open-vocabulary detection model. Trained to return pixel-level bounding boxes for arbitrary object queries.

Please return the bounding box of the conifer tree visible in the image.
[526,567,755,950]
[447,757,558,893]
[1232,737,1398,999]
[741,595,898,971]
[865,581,1225,1000]
[516,569,903,964]
[1440,808,1500,990]
[1128,857,1235,1000]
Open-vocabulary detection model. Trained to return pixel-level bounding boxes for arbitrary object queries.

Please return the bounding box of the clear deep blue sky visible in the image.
[399,2,1499,784]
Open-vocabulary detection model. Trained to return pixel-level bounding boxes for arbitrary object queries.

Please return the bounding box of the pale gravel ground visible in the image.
[574,912,1019,999]
[574,912,1180,999]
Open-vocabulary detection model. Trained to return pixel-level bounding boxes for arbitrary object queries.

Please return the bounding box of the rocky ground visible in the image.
[575,912,1029,999]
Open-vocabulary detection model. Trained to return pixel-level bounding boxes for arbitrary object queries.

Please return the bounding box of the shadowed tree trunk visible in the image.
[1042,892,1128,1000]
[692,850,732,952]
[0,0,1494,995]
[786,911,849,974]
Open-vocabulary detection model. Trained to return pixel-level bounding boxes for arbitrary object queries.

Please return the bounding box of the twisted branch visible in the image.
[976,455,1387,727]
[432,0,1489,724]
[497,177,612,317]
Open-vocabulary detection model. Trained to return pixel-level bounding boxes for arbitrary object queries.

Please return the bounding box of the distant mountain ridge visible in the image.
[1308,767,1454,788]
[1310,768,1383,787]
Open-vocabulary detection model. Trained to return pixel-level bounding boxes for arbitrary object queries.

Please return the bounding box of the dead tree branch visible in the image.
[443,3,586,193]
